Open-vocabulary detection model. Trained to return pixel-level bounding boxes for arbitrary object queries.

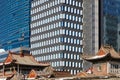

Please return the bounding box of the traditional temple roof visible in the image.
[53,71,72,78]
[76,71,95,78]
[2,51,50,66]
[83,45,120,62]
[0,71,15,79]
[28,66,54,79]
[76,72,118,79]
[76,66,120,79]
[28,68,72,79]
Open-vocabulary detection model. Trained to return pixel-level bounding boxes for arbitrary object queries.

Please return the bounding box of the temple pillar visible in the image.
[17,64,19,76]
[3,63,5,77]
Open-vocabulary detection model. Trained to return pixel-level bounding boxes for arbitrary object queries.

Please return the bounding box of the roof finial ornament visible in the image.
[19,47,24,57]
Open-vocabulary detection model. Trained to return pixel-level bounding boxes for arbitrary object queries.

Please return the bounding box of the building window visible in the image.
[79,2,81,7]
[69,62,71,67]
[71,70,73,74]
[72,62,75,67]
[66,61,68,66]
[68,54,70,59]
[64,53,66,58]
[98,66,102,71]
[71,54,73,59]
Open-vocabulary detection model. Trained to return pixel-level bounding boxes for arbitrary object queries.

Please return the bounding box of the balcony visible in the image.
[110,68,120,74]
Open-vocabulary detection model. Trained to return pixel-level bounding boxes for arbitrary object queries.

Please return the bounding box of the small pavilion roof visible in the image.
[28,69,72,79]
[2,51,50,66]
[83,45,120,62]
[0,71,15,79]
[76,71,118,79]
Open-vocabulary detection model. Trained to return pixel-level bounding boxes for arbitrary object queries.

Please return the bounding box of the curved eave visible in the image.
[0,62,12,66]
[0,62,50,67]
[84,53,120,63]
[14,62,50,67]
[84,54,108,61]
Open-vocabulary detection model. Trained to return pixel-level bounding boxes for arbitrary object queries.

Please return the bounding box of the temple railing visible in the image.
[110,68,120,74]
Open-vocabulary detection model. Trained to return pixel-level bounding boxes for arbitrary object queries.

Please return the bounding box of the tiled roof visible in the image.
[4,52,50,66]
[83,45,120,61]
[76,72,118,79]
[76,71,96,78]
[28,69,72,79]
[97,45,120,57]
[53,71,72,78]
[0,71,14,78]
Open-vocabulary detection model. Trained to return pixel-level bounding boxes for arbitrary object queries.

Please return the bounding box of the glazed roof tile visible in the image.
[3,52,50,66]
[83,46,120,61]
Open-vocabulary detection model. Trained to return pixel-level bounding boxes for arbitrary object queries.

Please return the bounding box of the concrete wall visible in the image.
[83,0,99,70]
[117,23,120,52]
[83,0,99,55]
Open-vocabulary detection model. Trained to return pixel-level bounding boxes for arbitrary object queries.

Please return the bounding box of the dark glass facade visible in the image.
[100,0,120,51]
[0,0,31,50]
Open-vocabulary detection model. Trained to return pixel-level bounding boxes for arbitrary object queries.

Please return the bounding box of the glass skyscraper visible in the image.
[100,0,120,52]
[0,0,31,50]
[30,0,83,75]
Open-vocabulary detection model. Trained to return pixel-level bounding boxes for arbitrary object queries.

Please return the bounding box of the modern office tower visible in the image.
[82,0,99,70]
[30,0,83,75]
[100,0,120,52]
[83,0,99,55]
[0,0,31,50]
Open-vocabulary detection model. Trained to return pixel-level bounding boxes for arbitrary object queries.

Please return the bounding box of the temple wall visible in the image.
[79,78,120,80]
[92,62,107,75]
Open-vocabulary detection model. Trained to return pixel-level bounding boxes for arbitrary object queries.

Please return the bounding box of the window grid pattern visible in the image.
[31,0,83,75]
